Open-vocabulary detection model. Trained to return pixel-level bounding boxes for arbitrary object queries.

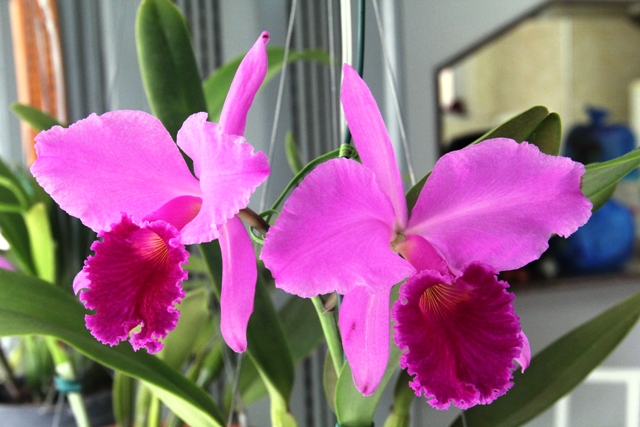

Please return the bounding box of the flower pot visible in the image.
[0,390,114,427]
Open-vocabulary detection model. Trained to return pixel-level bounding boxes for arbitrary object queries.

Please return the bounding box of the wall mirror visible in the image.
[437,0,640,153]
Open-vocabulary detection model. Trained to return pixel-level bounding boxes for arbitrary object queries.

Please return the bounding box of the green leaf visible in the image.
[582,147,640,211]
[199,242,296,424]
[159,287,216,370]
[237,295,323,406]
[473,106,550,145]
[407,106,555,212]
[382,370,414,427]
[0,270,224,427]
[449,289,640,427]
[23,203,55,283]
[136,0,207,138]
[525,113,561,156]
[10,103,64,131]
[334,286,402,427]
[113,372,136,427]
[323,351,338,413]
[285,131,304,175]
[203,47,330,122]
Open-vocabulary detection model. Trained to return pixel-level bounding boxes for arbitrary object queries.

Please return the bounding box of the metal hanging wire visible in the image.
[259,0,298,213]
[371,0,416,185]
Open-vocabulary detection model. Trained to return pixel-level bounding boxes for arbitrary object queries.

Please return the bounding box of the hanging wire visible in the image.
[341,0,365,147]
[226,353,245,427]
[371,0,416,185]
[327,0,340,150]
[339,0,351,141]
[259,0,298,212]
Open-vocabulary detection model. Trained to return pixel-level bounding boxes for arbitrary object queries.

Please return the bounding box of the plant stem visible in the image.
[0,345,20,401]
[311,296,343,376]
[46,338,90,427]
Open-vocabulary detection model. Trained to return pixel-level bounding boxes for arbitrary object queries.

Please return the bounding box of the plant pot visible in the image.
[0,390,114,427]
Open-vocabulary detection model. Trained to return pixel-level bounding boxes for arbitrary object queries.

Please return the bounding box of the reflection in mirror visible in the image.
[438,0,640,153]
[437,1,640,283]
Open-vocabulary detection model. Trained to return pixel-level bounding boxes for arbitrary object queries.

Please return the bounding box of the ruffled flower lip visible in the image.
[393,262,526,410]
[77,214,189,353]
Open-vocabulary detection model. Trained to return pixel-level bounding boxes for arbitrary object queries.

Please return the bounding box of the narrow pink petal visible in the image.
[516,332,531,372]
[78,214,188,353]
[341,64,407,231]
[261,158,415,298]
[31,111,201,232]
[73,270,90,294]
[176,113,270,244]
[395,234,449,276]
[339,287,390,396]
[407,139,592,272]
[219,216,256,353]
[393,263,523,410]
[219,31,269,136]
[0,255,15,271]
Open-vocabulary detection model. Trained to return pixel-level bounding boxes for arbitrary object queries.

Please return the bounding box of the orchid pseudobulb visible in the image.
[261,64,591,407]
[31,32,271,354]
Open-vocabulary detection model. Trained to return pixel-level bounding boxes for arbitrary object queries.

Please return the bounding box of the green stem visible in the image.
[311,296,343,376]
[267,148,340,218]
[46,338,90,427]
[0,346,20,401]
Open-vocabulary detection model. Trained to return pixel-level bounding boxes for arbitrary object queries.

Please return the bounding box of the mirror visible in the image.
[437,0,640,153]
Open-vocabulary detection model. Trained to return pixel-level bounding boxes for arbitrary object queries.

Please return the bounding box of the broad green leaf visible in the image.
[582,147,640,210]
[323,351,338,413]
[160,287,216,370]
[199,242,296,424]
[113,372,136,427]
[236,295,323,406]
[0,160,35,274]
[473,106,549,145]
[136,0,207,138]
[23,203,55,283]
[10,102,63,131]
[334,286,402,427]
[382,370,413,427]
[525,113,561,156]
[203,47,330,122]
[449,289,640,427]
[0,270,224,427]
[587,182,617,212]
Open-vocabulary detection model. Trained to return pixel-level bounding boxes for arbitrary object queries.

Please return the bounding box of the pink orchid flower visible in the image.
[31,32,271,354]
[261,64,592,405]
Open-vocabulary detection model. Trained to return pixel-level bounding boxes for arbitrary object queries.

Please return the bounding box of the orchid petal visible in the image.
[79,214,188,354]
[176,113,270,244]
[261,158,415,297]
[516,331,531,371]
[393,263,523,410]
[341,64,407,231]
[31,111,201,233]
[73,270,90,295]
[219,31,269,136]
[407,139,592,272]
[219,216,256,353]
[0,256,14,271]
[339,286,390,396]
